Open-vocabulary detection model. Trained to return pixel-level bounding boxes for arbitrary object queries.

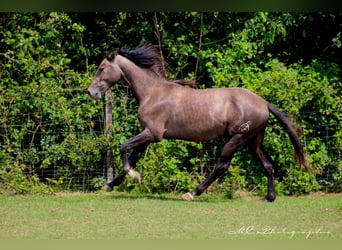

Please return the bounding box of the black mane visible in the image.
[116,44,166,78]
[107,44,196,86]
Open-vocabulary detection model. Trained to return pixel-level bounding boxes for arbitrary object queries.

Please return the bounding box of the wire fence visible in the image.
[1,102,341,192]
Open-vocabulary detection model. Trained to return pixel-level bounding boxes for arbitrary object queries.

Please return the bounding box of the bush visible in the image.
[0,13,105,193]
[0,12,340,196]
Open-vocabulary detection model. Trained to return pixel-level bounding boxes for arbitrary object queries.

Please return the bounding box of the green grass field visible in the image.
[0,192,341,239]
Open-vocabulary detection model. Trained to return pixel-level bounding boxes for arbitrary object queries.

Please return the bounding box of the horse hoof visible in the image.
[182,192,194,201]
[128,169,141,184]
[104,184,113,192]
[260,197,275,202]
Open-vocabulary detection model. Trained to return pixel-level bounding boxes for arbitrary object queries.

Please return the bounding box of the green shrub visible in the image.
[0,12,340,195]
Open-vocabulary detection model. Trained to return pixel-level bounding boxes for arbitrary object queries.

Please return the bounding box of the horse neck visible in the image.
[116,55,161,103]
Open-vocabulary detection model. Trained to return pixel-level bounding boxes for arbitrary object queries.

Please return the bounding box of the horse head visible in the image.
[87,50,123,99]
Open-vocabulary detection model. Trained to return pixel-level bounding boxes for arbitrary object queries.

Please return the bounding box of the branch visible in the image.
[194,13,203,81]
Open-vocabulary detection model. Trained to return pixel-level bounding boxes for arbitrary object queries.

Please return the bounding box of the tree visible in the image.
[0,12,340,195]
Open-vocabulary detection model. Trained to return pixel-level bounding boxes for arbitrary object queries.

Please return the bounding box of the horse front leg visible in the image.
[120,128,155,183]
[105,145,148,191]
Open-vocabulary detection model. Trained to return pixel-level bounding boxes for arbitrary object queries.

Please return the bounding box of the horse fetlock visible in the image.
[128,169,141,183]
[182,192,194,201]
[103,183,113,192]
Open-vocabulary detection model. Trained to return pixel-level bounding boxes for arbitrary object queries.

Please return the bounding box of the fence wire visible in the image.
[1,102,341,192]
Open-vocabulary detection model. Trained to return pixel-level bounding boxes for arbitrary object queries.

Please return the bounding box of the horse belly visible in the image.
[164,104,229,142]
[178,127,227,142]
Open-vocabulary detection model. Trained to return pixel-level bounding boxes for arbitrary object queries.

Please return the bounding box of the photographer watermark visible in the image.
[229,225,331,239]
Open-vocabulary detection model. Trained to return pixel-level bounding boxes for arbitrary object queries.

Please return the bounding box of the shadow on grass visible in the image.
[102,190,233,203]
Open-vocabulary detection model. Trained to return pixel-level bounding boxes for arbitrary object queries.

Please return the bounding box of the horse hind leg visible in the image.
[249,135,276,202]
[182,134,245,201]
[259,149,276,202]
[182,158,230,201]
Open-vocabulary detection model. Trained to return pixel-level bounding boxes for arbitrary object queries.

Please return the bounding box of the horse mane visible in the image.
[116,44,166,78]
[109,44,196,87]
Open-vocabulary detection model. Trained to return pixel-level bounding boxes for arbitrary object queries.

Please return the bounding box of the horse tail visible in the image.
[267,102,310,171]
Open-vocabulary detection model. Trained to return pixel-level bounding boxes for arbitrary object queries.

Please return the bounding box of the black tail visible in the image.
[267,103,310,171]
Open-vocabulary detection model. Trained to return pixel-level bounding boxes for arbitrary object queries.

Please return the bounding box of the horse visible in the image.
[87,44,309,202]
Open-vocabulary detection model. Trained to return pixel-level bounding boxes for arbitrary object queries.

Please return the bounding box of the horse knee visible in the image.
[120,144,127,155]
[215,161,230,174]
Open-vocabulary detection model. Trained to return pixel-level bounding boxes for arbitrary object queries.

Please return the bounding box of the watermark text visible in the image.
[228,226,330,239]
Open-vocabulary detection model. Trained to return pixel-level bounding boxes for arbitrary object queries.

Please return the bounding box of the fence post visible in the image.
[104,89,114,191]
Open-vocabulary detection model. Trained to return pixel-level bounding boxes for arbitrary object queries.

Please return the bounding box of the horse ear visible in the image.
[106,49,118,61]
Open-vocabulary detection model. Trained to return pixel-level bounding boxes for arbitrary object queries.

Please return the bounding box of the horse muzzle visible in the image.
[87,87,102,99]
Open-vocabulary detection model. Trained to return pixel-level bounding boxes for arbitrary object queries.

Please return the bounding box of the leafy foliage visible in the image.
[0,12,341,196]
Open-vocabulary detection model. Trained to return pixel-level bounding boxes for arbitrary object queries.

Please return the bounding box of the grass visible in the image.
[0,191,341,239]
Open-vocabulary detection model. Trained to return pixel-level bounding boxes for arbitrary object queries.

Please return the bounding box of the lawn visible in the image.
[0,192,341,239]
